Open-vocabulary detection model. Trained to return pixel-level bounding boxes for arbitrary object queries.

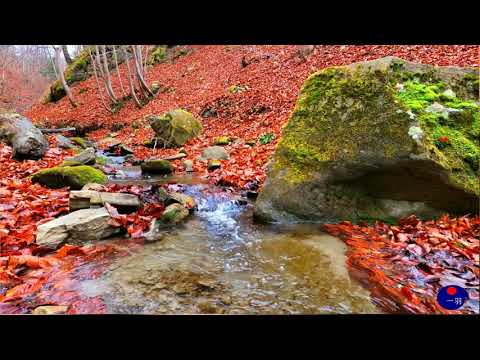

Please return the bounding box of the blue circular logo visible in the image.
[437,285,469,310]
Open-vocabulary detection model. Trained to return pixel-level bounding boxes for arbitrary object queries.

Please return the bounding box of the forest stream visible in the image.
[77,154,382,314]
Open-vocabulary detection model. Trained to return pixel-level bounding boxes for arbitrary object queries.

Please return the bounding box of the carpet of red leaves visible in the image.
[323,215,479,314]
[2,45,477,314]
[25,45,479,189]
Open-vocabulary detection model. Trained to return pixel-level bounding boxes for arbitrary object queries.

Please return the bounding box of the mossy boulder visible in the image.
[147,109,202,148]
[140,159,173,174]
[255,57,479,223]
[31,165,107,190]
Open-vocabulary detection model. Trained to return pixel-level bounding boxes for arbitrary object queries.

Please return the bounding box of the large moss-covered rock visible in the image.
[147,109,202,148]
[255,57,479,223]
[31,165,107,190]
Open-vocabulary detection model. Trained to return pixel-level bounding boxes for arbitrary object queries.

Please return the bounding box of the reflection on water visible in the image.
[81,184,381,314]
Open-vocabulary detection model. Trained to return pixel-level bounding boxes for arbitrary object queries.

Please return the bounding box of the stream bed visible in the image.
[77,159,382,313]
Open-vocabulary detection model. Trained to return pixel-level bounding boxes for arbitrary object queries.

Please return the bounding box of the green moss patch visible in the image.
[31,165,107,190]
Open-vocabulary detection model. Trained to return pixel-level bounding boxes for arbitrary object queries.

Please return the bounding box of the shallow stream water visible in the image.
[79,160,382,314]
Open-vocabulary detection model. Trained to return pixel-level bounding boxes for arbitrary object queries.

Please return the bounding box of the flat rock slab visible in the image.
[36,207,121,249]
[70,190,140,211]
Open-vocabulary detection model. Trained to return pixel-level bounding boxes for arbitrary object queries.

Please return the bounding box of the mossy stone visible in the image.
[207,160,221,170]
[140,159,173,174]
[31,165,107,190]
[255,56,479,223]
[214,136,230,145]
[148,109,202,148]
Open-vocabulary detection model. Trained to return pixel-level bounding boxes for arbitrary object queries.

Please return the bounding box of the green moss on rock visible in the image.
[255,57,479,223]
[147,109,202,148]
[31,165,107,190]
[214,136,230,145]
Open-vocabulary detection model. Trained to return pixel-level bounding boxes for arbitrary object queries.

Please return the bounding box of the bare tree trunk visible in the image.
[132,45,154,97]
[88,47,113,113]
[122,46,142,108]
[143,45,150,76]
[112,45,128,98]
[100,45,118,103]
[53,46,76,107]
[62,45,73,64]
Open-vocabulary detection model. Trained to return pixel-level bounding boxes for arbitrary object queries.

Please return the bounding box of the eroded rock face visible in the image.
[148,109,202,148]
[255,57,479,223]
[36,207,121,249]
[0,113,48,159]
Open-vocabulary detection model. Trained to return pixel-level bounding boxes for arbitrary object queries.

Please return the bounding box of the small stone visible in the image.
[82,183,108,192]
[61,147,96,166]
[141,159,173,175]
[214,136,230,146]
[183,160,193,172]
[220,295,232,305]
[200,146,229,160]
[159,203,189,224]
[166,192,196,209]
[442,89,456,98]
[207,159,221,170]
[197,300,221,314]
[32,305,69,315]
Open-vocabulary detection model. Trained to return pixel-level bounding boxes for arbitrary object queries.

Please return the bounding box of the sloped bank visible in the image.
[255,57,479,223]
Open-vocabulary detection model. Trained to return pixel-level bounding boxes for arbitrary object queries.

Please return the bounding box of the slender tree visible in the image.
[61,45,73,64]
[88,47,113,113]
[53,46,76,107]
[122,46,142,108]
[112,45,128,98]
[100,45,118,103]
[131,45,154,97]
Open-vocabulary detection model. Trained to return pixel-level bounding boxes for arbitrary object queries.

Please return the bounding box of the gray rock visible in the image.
[0,113,48,159]
[62,147,96,166]
[200,146,229,160]
[36,207,122,249]
[165,192,196,209]
[55,134,78,150]
[183,159,193,172]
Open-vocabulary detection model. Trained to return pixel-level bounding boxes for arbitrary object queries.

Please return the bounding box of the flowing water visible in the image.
[79,162,382,314]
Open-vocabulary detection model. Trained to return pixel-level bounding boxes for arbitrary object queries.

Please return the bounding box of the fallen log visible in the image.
[69,190,141,212]
[0,112,48,159]
[39,127,76,134]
